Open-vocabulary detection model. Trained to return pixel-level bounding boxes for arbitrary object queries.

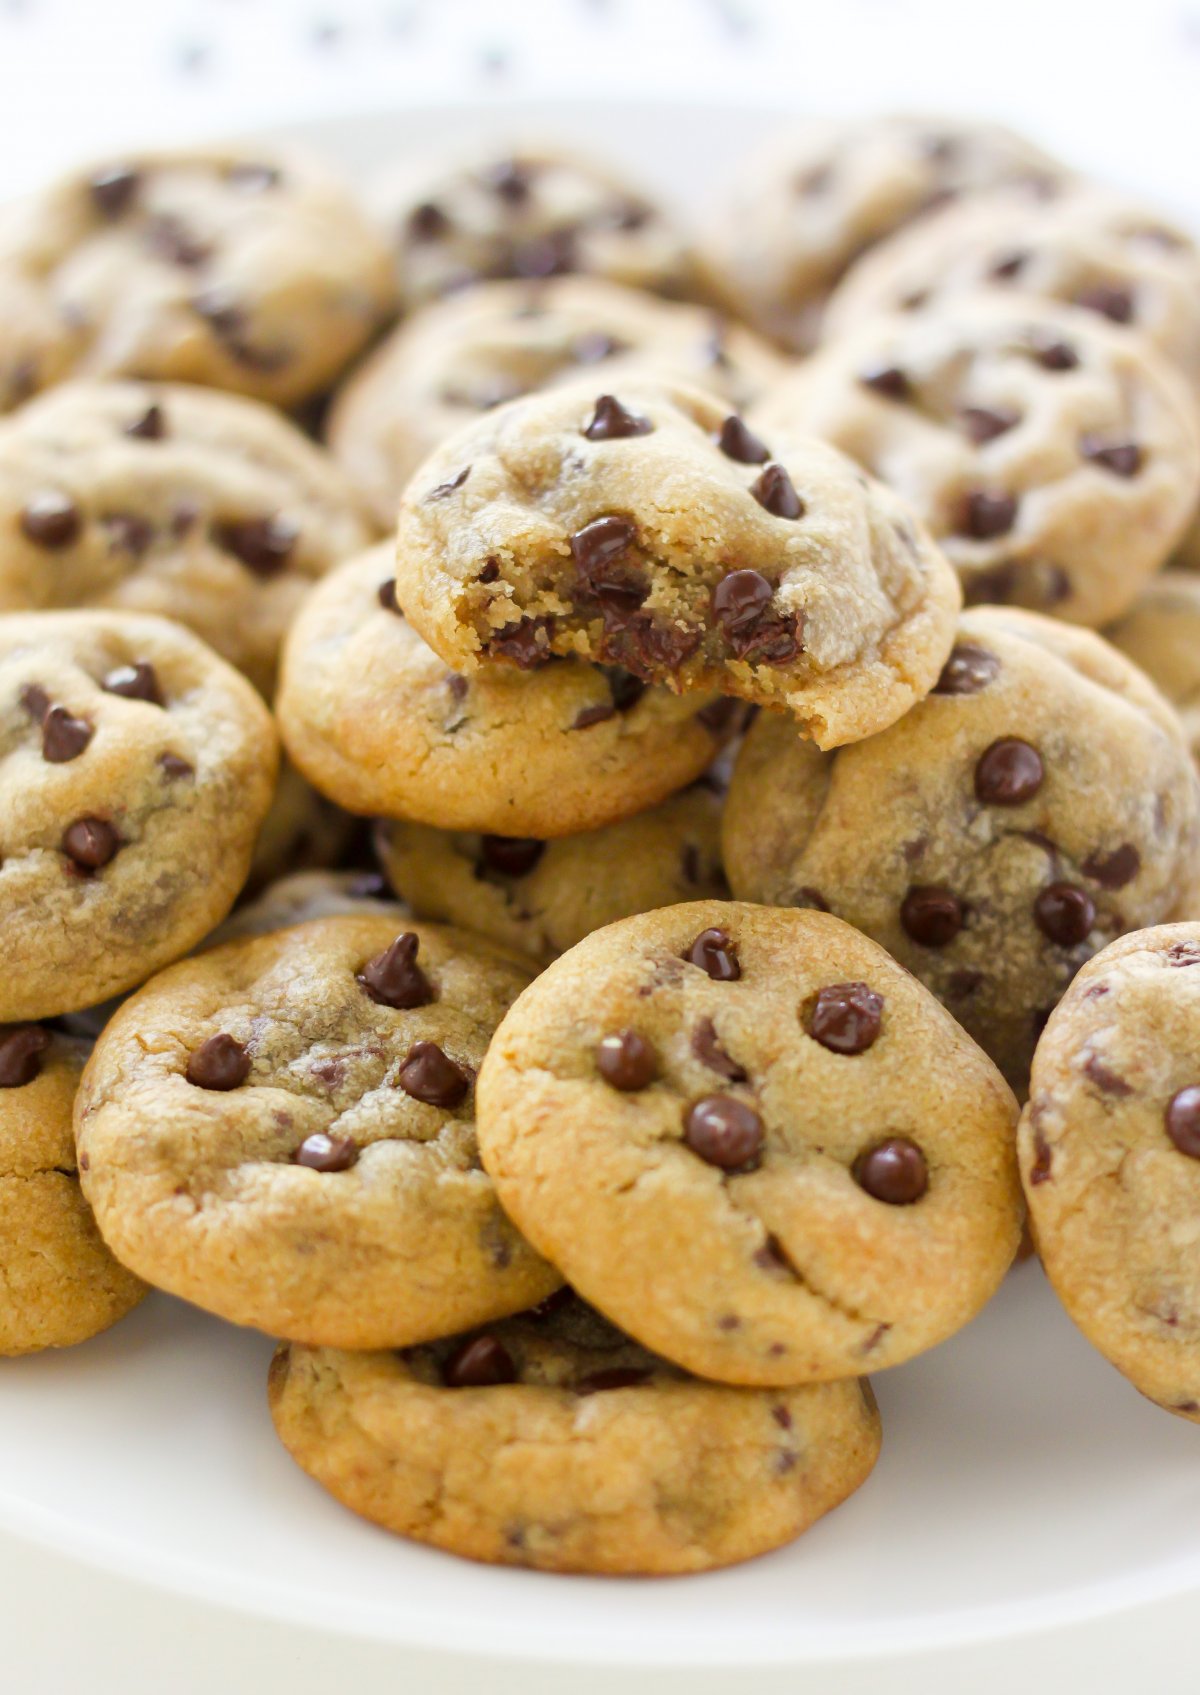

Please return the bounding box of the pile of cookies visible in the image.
[3,115,1200,1578]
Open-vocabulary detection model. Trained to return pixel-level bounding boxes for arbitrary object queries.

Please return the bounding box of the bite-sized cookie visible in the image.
[371,141,707,312]
[477,902,1020,1385]
[395,378,960,746]
[823,186,1200,381]
[724,608,1200,1092]
[246,759,357,895]
[75,916,559,1347]
[0,1024,145,1355]
[754,294,1200,628]
[1018,924,1200,1421]
[374,778,729,965]
[0,610,277,1020]
[1107,572,1200,766]
[268,1293,881,1574]
[704,114,1065,351]
[0,146,396,408]
[0,380,375,695]
[326,277,786,525]
[204,869,407,949]
[278,544,740,837]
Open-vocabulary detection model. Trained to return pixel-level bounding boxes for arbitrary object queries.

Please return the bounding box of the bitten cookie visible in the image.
[1107,572,1200,766]
[277,544,739,837]
[326,276,786,525]
[374,778,729,965]
[477,902,1021,1385]
[0,380,375,695]
[0,146,396,407]
[0,1024,145,1355]
[267,1293,881,1573]
[1018,924,1200,1421]
[395,378,960,746]
[75,916,559,1347]
[0,609,277,1020]
[724,608,1200,1092]
[754,294,1200,627]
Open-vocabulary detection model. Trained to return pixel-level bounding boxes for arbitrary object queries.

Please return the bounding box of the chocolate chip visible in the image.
[489,615,556,668]
[570,514,637,576]
[144,213,212,268]
[572,702,615,729]
[859,364,910,401]
[974,737,1044,805]
[959,489,1017,539]
[408,200,450,240]
[583,394,652,440]
[441,1335,517,1388]
[853,1137,928,1204]
[932,643,999,695]
[377,578,401,613]
[808,982,883,1055]
[901,886,964,947]
[480,836,544,877]
[575,1368,652,1395]
[293,1132,358,1172]
[89,164,139,217]
[41,707,93,763]
[1075,282,1134,324]
[684,1096,764,1171]
[102,512,154,556]
[357,933,434,1009]
[1033,883,1095,946]
[685,927,740,980]
[712,569,773,635]
[215,514,299,576]
[792,886,830,912]
[158,752,193,779]
[62,817,118,871]
[989,249,1027,280]
[1165,1088,1200,1158]
[511,230,576,279]
[596,1030,657,1090]
[571,331,628,364]
[1081,436,1142,477]
[1083,1054,1131,1096]
[1029,1125,1053,1184]
[481,157,532,203]
[1030,335,1079,372]
[476,559,501,586]
[19,684,50,722]
[750,463,804,519]
[716,415,770,463]
[102,662,162,704]
[125,402,166,440]
[427,465,471,500]
[960,405,1020,445]
[691,1016,747,1081]
[20,491,81,549]
[0,1024,51,1088]
[186,1033,250,1091]
[398,1041,470,1108]
[1082,843,1139,889]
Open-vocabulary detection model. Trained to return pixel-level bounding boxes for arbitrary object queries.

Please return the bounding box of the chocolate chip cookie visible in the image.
[1019,923,1200,1421]
[0,609,278,1020]
[754,294,1200,627]
[0,380,375,695]
[724,608,1200,1092]
[267,1293,881,1573]
[76,915,559,1347]
[0,1024,145,1355]
[477,901,1021,1385]
[0,146,396,408]
[278,544,738,837]
[395,377,961,745]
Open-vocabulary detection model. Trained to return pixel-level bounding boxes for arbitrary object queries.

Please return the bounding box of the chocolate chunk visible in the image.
[1075,282,1134,323]
[441,1335,517,1388]
[215,514,299,576]
[489,615,556,668]
[900,886,964,947]
[62,817,118,871]
[974,738,1044,805]
[570,514,637,575]
[480,836,544,877]
[89,164,140,217]
[20,491,81,549]
[398,1041,470,1108]
[0,1024,51,1088]
[1081,436,1142,477]
[716,415,770,464]
[583,395,652,440]
[684,1096,764,1171]
[808,982,883,1055]
[691,1016,746,1082]
[185,1033,250,1091]
[357,933,434,1009]
[1165,1087,1200,1158]
[853,1137,928,1204]
[1034,883,1095,946]
[685,927,740,980]
[293,1132,358,1172]
[158,752,193,779]
[427,465,471,500]
[125,402,166,441]
[102,512,154,556]
[1030,335,1079,371]
[1082,843,1140,889]
[41,707,93,764]
[377,578,402,613]
[750,463,804,519]
[596,1030,657,1091]
[575,1368,652,1395]
[408,200,450,240]
[102,662,162,704]
[959,489,1017,539]
[571,331,628,364]
[960,405,1020,445]
[859,364,910,401]
[932,643,1000,695]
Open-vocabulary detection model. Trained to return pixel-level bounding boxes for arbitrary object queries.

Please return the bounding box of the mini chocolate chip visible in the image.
[684,1096,764,1170]
[1165,1088,1200,1158]
[808,982,883,1055]
[428,465,471,500]
[901,886,964,947]
[691,1016,746,1081]
[102,512,154,556]
[571,330,628,364]
[974,737,1044,805]
[1076,282,1134,323]
[102,662,162,704]
[62,817,118,870]
[377,578,402,612]
[572,702,615,729]
[583,394,652,440]
[859,364,910,401]
[960,405,1020,445]
[1081,436,1142,477]
[1082,843,1140,889]
[158,752,193,778]
[1030,335,1079,371]
[125,402,166,440]
[0,1024,51,1088]
[293,1132,358,1172]
[398,1041,470,1108]
[480,836,544,877]
[408,200,450,240]
[442,1335,517,1388]
[597,1030,657,1090]
[712,569,774,636]
[686,927,740,980]
[570,513,637,575]
[960,489,1017,539]
[89,164,139,217]
[215,514,299,576]
[750,463,804,519]
[358,933,433,1009]
[575,1368,652,1395]
[853,1137,928,1204]
[989,249,1027,280]
[489,615,555,668]
[41,707,93,763]
[716,415,770,464]
[1034,883,1096,946]
[932,643,1000,695]
[186,1033,250,1091]
[20,491,81,549]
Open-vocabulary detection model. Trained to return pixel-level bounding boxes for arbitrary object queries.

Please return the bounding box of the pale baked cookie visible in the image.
[203,869,406,949]
[395,378,960,746]
[1019,923,1200,1421]
[704,114,1064,351]
[0,1024,145,1355]
[326,277,786,525]
[0,609,277,1020]
[374,779,729,965]
[268,1293,881,1574]
[278,544,740,837]
[724,608,1200,1093]
[0,146,396,408]
[0,380,375,695]
[246,759,357,894]
[1107,572,1200,766]
[477,902,1021,1385]
[754,295,1200,627]
[76,915,559,1347]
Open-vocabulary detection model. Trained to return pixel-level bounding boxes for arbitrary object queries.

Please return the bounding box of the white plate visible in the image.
[4,100,1200,1694]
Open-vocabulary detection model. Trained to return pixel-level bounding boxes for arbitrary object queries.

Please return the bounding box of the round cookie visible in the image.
[1018,923,1200,1421]
[326,277,786,525]
[267,1294,881,1574]
[278,544,740,837]
[395,377,961,746]
[477,901,1021,1386]
[0,380,375,696]
[0,146,396,408]
[723,607,1200,1093]
[246,759,357,895]
[0,609,277,1020]
[1107,572,1200,766]
[0,1023,145,1355]
[754,294,1200,628]
[374,778,729,965]
[203,869,407,949]
[75,915,559,1347]
[704,113,1065,351]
